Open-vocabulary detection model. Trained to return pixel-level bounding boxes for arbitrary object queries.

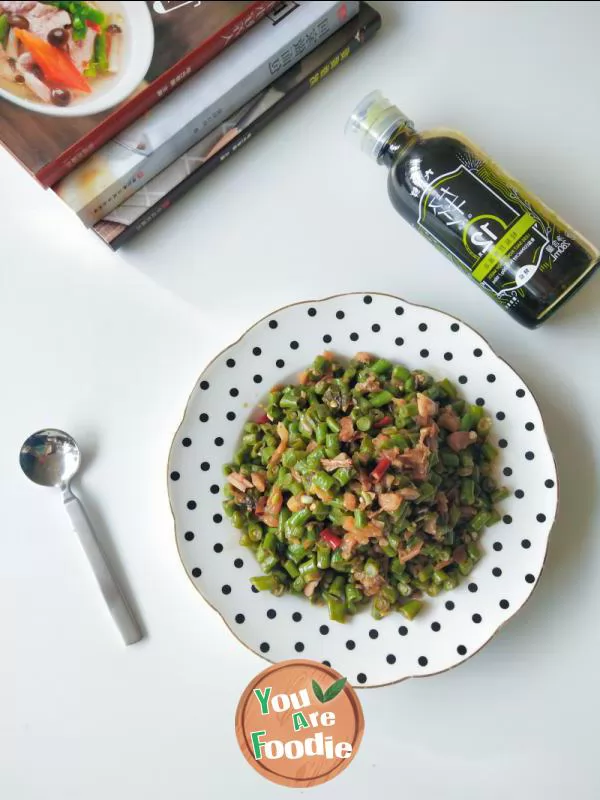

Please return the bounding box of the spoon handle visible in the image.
[62,489,143,646]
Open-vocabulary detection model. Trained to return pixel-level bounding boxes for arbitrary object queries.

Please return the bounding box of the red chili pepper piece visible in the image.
[319,528,343,549]
[373,415,393,429]
[370,456,391,482]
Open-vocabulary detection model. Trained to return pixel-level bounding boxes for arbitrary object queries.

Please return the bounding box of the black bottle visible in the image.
[347,92,599,328]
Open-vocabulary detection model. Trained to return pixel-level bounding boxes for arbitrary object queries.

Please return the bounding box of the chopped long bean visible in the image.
[224,352,509,622]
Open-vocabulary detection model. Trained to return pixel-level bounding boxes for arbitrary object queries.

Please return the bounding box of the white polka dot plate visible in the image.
[168,293,557,687]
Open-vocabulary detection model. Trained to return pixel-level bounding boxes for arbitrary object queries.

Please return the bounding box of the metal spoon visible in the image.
[19,429,143,646]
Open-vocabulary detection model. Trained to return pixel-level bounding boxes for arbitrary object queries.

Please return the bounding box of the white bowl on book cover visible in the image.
[0,2,154,117]
[167,292,558,689]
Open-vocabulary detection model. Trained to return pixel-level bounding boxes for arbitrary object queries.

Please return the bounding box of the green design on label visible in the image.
[472,213,536,282]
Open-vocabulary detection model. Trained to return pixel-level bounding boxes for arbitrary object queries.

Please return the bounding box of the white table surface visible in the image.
[3,2,600,798]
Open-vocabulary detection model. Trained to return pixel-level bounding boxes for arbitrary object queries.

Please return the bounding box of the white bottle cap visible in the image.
[345,91,413,162]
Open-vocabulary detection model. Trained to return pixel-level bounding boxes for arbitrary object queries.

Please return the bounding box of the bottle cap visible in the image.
[345,91,413,162]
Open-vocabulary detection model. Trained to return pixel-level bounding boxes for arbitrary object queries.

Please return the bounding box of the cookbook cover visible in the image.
[55,0,359,226]
[0,1,276,186]
[93,2,381,249]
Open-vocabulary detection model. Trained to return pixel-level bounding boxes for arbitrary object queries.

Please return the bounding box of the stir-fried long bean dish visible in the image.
[222,352,509,623]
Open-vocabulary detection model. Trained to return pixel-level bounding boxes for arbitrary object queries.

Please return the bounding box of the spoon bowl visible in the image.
[19,428,81,488]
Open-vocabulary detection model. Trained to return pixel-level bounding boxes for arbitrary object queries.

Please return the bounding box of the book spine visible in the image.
[104,12,381,250]
[36,1,277,187]
[76,1,358,227]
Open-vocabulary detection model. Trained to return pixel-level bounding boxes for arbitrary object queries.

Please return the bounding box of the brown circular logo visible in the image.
[235,659,364,787]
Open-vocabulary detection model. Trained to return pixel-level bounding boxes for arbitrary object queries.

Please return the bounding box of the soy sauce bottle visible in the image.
[346,92,599,327]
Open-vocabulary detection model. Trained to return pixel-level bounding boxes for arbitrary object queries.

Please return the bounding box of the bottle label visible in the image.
[412,153,594,316]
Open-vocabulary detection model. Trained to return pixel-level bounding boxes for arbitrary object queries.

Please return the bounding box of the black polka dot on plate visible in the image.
[525,422,535,431]
[226,358,235,368]
[234,558,243,568]
[295,642,304,652]
[445,600,455,611]
[346,640,356,650]
[266,609,276,619]
[214,437,224,446]
[371,323,381,332]
[516,388,525,398]
[252,347,261,356]
[170,471,180,481]
[418,323,428,332]
[450,323,460,332]
[319,625,329,635]
[472,613,482,624]
[398,626,408,636]
[395,337,404,346]
[210,484,219,495]
[200,381,209,390]
[369,629,379,640]
[431,622,441,632]
[182,437,192,447]
[473,348,482,357]
[187,500,197,510]
[457,645,467,656]
[498,438,508,448]
[476,397,485,406]
[222,584,231,595]
[350,332,359,341]
[323,334,332,344]
[420,349,429,358]
[276,359,285,368]
[336,310,345,319]
[525,451,535,460]
[503,515,512,524]
[201,462,210,471]
[418,656,428,667]
[395,306,404,315]
[213,543,223,553]
[458,375,468,384]
[357,673,367,684]
[289,340,299,350]
[468,583,478,593]
[496,411,505,421]
[487,374,496,383]
[253,374,262,384]
[229,388,239,397]
[363,295,372,304]
[308,307,317,317]
[503,467,512,477]
[444,352,453,361]
[322,660,331,667]
[492,567,502,577]
[184,531,194,541]
[493,541,503,551]
[292,612,302,622]
[499,599,510,610]
[235,613,245,624]
[251,585,259,594]
[515,489,524,499]
[199,413,209,422]
[192,567,201,578]
[386,654,396,664]
[260,642,270,653]
[545,479,555,488]
[525,574,535,584]
[268,320,278,329]
[536,513,546,523]
[226,412,236,421]
[213,513,222,524]
[521,539,531,549]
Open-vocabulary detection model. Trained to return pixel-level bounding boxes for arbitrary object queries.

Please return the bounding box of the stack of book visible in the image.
[0,1,381,250]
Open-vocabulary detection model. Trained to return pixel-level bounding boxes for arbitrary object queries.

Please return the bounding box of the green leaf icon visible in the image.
[312,679,325,703]
[323,677,347,703]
